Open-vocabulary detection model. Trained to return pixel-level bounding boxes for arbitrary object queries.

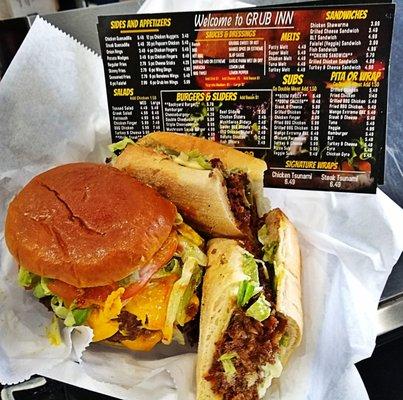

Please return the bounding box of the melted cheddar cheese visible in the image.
[177,223,204,247]
[124,274,178,331]
[87,288,125,342]
[122,331,163,351]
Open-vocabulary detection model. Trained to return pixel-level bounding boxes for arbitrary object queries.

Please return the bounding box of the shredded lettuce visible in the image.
[172,327,186,345]
[273,260,285,292]
[72,308,91,325]
[108,137,135,154]
[245,294,271,322]
[33,278,52,299]
[188,150,213,170]
[155,145,179,157]
[64,310,76,327]
[257,224,269,245]
[219,352,237,378]
[153,258,182,279]
[174,212,184,225]
[219,352,237,361]
[280,333,290,347]
[263,242,278,263]
[47,315,62,346]
[17,267,37,288]
[242,254,259,282]
[236,253,272,322]
[258,225,279,263]
[51,296,69,319]
[257,358,283,398]
[176,266,202,325]
[163,257,201,343]
[237,280,260,307]
[64,308,90,327]
[161,222,206,342]
[236,254,263,307]
[118,269,141,286]
[171,150,213,170]
[178,236,207,266]
[51,296,90,326]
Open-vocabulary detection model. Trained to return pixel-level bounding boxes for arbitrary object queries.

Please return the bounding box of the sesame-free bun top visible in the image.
[5,163,176,288]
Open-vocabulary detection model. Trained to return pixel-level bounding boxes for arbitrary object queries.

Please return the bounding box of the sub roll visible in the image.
[196,208,303,400]
[112,132,268,250]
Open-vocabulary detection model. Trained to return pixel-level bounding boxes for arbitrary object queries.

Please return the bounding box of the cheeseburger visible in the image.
[5,163,206,350]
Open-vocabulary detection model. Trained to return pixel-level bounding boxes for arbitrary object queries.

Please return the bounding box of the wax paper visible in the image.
[0,1,402,399]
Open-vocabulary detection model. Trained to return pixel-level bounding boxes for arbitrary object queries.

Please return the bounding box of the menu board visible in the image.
[98,3,395,193]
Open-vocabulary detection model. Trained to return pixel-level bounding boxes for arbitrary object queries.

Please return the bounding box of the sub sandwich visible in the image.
[197,208,303,399]
[5,162,206,350]
[111,133,268,250]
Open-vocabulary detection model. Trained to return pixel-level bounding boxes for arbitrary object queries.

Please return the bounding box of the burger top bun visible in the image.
[5,163,177,288]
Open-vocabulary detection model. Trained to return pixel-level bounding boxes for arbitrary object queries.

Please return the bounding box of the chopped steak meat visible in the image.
[226,172,260,255]
[210,158,225,170]
[205,309,287,400]
[226,172,251,230]
[186,301,199,321]
[211,158,260,255]
[210,158,260,255]
[108,311,155,342]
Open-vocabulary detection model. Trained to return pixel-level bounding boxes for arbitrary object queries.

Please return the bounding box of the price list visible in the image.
[98,3,394,193]
[160,89,271,146]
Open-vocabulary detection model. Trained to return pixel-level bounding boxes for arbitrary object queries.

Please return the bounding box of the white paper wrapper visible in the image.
[0,1,402,399]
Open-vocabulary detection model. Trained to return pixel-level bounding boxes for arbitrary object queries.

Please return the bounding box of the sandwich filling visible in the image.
[110,139,260,253]
[205,232,287,399]
[17,217,206,350]
[205,310,286,400]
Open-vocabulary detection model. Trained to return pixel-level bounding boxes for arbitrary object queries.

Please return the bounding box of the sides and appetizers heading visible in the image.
[97,3,395,193]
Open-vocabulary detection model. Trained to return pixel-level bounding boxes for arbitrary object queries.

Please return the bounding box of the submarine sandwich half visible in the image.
[197,208,303,400]
[111,132,268,249]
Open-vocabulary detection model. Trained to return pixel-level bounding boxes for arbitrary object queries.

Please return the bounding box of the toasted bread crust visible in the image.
[114,144,244,237]
[5,163,176,287]
[138,132,269,217]
[197,239,247,400]
[265,208,303,364]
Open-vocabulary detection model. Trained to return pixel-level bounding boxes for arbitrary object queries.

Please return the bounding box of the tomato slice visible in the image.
[77,284,118,307]
[121,230,178,301]
[47,280,118,307]
[47,280,82,306]
[47,230,178,306]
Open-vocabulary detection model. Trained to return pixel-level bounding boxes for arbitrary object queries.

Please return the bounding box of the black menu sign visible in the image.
[98,3,395,193]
